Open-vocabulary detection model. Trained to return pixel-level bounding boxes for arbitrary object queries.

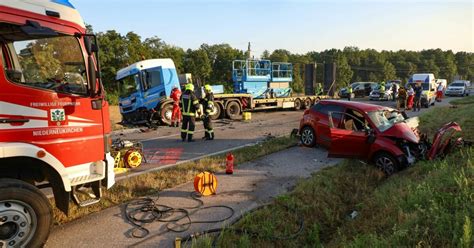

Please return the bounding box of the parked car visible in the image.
[445,80,471,97]
[369,82,399,101]
[339,82,377,98]
[338,82,360,98]
[298,100,460,175]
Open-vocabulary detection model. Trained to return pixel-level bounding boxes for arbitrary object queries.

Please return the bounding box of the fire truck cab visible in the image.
[0,0,115,246]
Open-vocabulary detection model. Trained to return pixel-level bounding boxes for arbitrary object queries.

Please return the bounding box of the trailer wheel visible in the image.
[160,103,173,125]
[303,98,312,109]
[294,98,302,110]
[226,101,241,120]
[209,104,222,120]
[0,179,52,247]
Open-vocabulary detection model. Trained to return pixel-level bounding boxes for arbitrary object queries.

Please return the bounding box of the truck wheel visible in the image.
[300,126,316,147]
[303,98,312,109]
[209,104,222,120]
[373,152,399,176]
[294,99,302,110]
[0,179,52,247]
[226,101,241,120]
[160,104,173,125]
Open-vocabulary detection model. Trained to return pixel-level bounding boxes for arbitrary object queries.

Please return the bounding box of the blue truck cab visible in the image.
[116,59,180,124]
[232,59,293,98]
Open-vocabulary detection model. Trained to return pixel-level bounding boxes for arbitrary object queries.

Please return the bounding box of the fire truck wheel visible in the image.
[226,101,241,120]
[160,104,173,125]
[0,178,52,247]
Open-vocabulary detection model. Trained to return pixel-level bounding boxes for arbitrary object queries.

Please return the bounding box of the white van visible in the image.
[408,73,437,107]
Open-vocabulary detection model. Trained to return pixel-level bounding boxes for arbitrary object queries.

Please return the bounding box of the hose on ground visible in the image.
[124,191,235,238]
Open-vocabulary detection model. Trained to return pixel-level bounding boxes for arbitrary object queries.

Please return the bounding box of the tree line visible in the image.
[89,26,474,97]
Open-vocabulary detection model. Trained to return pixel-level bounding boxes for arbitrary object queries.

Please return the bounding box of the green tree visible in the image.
[455,52,474,81]
[184,49,211,84]
[382,61,396,81]
[269,49,290,62]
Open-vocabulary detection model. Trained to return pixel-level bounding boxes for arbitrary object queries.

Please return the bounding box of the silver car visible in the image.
[445,81,470,97]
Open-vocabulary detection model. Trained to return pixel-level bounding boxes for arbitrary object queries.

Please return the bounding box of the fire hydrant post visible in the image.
[226,152,234,174]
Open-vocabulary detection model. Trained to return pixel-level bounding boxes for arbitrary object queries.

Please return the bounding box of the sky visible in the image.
[73,0,473,56]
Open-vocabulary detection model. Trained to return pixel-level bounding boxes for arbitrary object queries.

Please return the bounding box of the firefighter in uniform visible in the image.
[202,84,215,140]
[180,83,200,142]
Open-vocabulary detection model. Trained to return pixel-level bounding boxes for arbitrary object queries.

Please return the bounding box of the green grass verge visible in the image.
[51,135,298,224]
[199,98,474,248]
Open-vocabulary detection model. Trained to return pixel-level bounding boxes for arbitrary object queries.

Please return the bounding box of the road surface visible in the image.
[112,97,456,179]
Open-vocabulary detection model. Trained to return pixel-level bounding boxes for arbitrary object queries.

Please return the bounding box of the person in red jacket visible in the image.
[170,86,182,127]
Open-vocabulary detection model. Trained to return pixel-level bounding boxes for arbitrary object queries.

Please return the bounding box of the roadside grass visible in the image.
[199,98,474,247]
[449,95,474,106]
[51,135,298,224]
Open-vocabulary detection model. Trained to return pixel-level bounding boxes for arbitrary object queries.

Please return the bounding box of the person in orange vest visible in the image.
[170,86,182,127]
[406,85,415,110]
[436,82,444,102]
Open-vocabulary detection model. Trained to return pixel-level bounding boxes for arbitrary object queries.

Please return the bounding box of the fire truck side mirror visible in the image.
[87,56,97,97]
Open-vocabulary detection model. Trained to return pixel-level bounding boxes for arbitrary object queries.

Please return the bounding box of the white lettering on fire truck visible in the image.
[32,127,84,136]
[30,102,81,107]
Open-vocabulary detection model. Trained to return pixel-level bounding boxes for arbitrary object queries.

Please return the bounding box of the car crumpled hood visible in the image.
[381,122,419,143]
[427,122,462,160]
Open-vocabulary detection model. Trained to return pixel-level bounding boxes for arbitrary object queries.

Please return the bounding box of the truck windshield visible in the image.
[118,74,140,97]
[450,83,464,87]
[367,110,405,132]
[5,35,88,95]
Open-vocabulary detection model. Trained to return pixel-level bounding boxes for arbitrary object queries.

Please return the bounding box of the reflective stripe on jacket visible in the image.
[180,90,199,116]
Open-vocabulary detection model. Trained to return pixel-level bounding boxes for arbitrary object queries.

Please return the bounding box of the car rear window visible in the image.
[312,103,345,115]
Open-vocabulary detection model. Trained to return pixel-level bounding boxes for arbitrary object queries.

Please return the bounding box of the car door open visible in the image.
[327,111,372,159]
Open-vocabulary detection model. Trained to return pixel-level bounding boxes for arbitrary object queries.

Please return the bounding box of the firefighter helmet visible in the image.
[185,83,194,91]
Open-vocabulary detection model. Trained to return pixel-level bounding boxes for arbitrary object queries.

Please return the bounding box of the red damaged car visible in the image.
[299,100,465,175]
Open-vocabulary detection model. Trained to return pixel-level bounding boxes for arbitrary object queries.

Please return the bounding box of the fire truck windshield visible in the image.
[3,33,88,95]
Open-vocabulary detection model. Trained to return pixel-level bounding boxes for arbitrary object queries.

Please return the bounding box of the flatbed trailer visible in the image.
[210,93,328,120]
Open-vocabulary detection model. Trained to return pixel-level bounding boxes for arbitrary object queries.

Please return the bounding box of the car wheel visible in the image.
[373,152,399,176]
[0,179,52,247]
[300,126,316,147]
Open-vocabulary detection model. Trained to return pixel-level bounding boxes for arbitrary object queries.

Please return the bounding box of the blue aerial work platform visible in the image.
[232,59,293,99]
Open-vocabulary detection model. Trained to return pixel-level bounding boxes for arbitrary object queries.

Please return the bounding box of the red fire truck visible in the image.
[0,1,115,246]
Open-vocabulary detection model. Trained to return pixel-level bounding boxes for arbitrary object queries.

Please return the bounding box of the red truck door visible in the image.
[0,32,105,167]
